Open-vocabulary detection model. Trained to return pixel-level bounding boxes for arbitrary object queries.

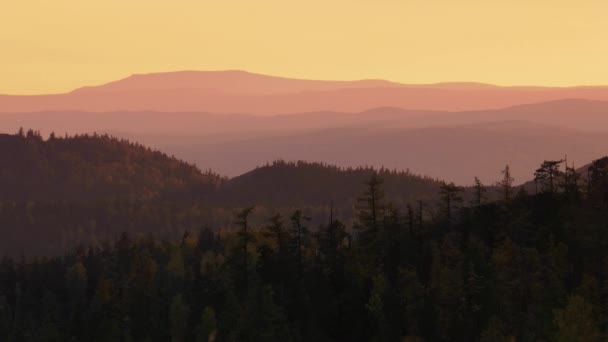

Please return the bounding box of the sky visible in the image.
[2,0,608,94]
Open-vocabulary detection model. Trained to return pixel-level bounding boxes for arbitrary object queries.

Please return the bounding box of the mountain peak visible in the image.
[70,70,403,95]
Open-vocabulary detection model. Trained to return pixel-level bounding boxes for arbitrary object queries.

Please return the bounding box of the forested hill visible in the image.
[1,131,445,206]
[0,131,223,256]
[4,131,608,340]
[0,130,223,202]
[3,155,608,341]
[222,160,443,208]
[0,131,446,256]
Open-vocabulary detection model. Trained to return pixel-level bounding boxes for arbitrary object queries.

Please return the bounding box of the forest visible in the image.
[1,130,608,341]
[0,131,445,256]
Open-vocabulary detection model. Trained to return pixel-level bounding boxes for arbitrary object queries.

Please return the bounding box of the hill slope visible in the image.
[222,160,443,208]
[0,133,445,256]
[0,131,222,202]
[3,99,608,184]
[132,120,608,184]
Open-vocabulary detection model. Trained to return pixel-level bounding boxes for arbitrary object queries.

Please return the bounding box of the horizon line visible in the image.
[4,69,608,96]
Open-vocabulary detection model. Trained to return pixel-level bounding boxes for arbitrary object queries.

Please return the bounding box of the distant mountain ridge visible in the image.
[70,70,406,95]
[2,98,608,136]
[4,70,608,114]
[2,99,608,184]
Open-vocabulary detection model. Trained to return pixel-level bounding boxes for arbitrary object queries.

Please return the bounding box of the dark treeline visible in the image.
[0,129,223,202]
[2,154,608,341]
[0,131,446,256]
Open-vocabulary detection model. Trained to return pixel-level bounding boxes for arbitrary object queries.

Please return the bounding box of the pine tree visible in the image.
[290,210,310,280]
[439,181,464,224]
[534,160,563,193]
[356,172,385,233]
[264,213,287,256]
[472,177,487,207]
[235,207,255,295]
[497,165,514,201]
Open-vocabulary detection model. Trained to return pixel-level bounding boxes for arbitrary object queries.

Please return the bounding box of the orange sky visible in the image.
[2,0,608,94]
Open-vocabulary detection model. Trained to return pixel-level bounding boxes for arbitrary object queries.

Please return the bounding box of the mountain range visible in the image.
[4,70,608,114]
[2,70,608,184]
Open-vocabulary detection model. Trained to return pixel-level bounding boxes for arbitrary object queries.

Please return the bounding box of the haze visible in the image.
[2,71,608,184]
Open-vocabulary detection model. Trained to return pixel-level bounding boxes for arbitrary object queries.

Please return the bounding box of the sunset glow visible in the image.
[2,0,608,94]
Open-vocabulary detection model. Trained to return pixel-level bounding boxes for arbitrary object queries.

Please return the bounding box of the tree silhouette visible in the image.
[290,209,310,280]
[235,206,255,295]
[497,165,514,201]
[534,160,563,193]
[472,177,487,207]
[439,181,464,224]
[356,172,385,233]
[588,156,608,205]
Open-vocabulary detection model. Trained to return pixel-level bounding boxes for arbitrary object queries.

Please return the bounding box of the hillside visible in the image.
[5,154,608,341]
[0,131,223,202]
[222,160,443,208]
[0,133,446,256]
[133,119,608,184]
[0,132,224,256]
[2,99,608,184]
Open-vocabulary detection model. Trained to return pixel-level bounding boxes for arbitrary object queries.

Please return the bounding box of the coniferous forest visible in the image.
[2,131,608,341]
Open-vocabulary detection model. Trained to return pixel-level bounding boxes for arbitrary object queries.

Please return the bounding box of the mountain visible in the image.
[124,119,608,185]
[2,99,608,136]
[4,71,608,114]
[71,70,405,95]
[3,99,608,184]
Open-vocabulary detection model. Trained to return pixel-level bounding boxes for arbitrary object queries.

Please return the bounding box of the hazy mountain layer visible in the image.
[4,70,608,114]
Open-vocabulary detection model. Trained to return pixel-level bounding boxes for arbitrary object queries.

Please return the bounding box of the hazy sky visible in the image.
[2,0,608,94]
